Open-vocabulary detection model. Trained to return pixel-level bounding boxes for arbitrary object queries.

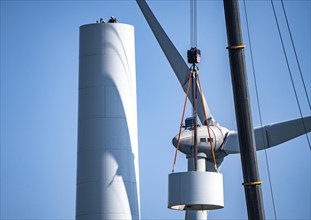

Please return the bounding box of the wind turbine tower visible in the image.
[75,20,140,220]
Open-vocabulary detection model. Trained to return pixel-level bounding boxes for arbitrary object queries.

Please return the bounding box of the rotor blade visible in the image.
[254,116,311,151]
[222,116,311,154]
[136,0,214,124]
[221,131,239,154]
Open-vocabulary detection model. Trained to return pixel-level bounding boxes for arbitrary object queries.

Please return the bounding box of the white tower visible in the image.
[76,22,140,220]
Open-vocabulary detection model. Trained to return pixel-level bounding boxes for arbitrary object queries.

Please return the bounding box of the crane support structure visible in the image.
[223,1,265,219]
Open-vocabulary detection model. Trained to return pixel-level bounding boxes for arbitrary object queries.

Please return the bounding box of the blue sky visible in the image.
[1,0,310,219]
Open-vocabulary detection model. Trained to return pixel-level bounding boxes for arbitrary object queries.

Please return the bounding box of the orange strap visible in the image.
[172,71,192,173]
[197,72,217,168]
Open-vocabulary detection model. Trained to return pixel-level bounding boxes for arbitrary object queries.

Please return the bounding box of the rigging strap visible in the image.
[172,71,192,173]
[197,71,218,170]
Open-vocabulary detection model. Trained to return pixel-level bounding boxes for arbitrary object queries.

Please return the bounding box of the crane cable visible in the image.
[271,0,311,150]
[280,0,311,110]
[190,0,197,48]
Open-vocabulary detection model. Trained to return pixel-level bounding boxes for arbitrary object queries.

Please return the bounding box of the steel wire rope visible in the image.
[190,0,193,47]
[190,0,197,48]
[281,0,311,110]
[270,0,311,150]
[243,1,277,219]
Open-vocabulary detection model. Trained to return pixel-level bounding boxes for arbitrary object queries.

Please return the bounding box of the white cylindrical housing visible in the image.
[76,23,139,220]
[168,172,224,210]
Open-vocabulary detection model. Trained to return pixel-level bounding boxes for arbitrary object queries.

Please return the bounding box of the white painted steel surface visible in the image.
[185,156,208,219]
[168,172,224,211]
[76,23,139,220]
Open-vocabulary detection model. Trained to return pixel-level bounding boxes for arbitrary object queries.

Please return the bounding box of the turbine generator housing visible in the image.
[76,22,140,220]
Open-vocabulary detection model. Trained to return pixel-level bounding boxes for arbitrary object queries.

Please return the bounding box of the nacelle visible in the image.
[172,125,229,159]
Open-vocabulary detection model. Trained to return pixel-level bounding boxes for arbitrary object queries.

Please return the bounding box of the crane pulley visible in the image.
[187,47,201,64]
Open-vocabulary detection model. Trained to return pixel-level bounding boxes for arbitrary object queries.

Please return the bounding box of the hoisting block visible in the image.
[168,171,224,210]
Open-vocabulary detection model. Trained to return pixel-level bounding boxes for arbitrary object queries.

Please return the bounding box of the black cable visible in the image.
[243,1,277,219]
[281,0,311,110]
[271,0,311,151]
